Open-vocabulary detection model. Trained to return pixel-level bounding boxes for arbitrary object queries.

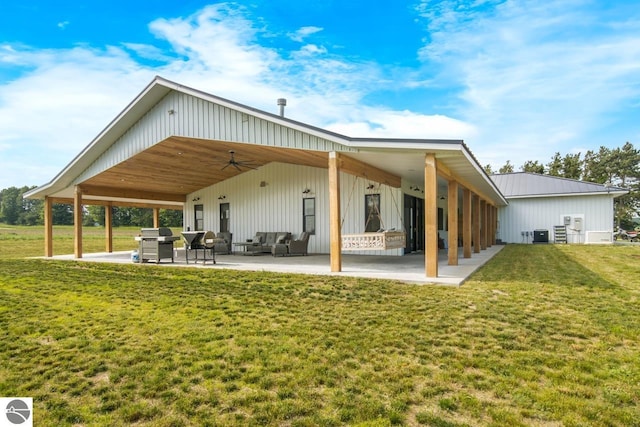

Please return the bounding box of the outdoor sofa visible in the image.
[245,232,292,254]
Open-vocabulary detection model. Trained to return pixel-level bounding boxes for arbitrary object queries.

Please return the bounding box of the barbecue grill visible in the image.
[181,231,221,264]
[181,231,204,264]
[134,227,179,263]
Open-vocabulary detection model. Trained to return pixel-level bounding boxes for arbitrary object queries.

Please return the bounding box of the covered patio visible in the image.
[44,245,504,286]
[25,76,507,281]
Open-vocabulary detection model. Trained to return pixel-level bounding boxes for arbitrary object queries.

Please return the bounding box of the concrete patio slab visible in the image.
[44,245,504,286]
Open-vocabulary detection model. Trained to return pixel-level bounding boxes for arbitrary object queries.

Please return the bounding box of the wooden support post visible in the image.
[473,194,481,254]
[153,208,160,228]
[447,180,459,266]
[480,199,487,250]
[74,186,83,258]
[328,152,342,272]
[463,189,472,258]
[486,204,492,248]
[425,154,438,278]
[44,196,53,257]
[493,206,498,245]
[105,202,113,253]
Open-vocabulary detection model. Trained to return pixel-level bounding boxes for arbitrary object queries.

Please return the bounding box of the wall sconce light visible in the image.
[410,186,422,192]
[440,196,446,200]
[192,196,200,202]
[302,188,311,194]
[366,183,375,190]
[218,195,226,200]
[168,109,175,115]
[260,181,268,187]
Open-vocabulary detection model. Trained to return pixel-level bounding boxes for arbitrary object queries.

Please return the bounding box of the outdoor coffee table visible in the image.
[233,242,261,255]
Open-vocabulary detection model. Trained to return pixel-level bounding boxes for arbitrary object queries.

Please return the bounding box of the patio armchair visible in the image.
[214,232,232,254]
[288,232,310,256]
[272,232,309,256]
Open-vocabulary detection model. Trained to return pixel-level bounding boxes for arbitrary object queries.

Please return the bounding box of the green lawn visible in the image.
[0,224,180,259]
[1,225,639,426]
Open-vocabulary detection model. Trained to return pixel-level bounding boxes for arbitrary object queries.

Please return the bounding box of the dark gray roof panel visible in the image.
[490,172,618,198]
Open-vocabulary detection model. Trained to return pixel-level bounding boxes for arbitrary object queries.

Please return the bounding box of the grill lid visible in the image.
[181,231,205,245]
[141,227,173,237]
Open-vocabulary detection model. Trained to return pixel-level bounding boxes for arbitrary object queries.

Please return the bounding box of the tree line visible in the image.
[0,186,182,227]
[485,142,640,228]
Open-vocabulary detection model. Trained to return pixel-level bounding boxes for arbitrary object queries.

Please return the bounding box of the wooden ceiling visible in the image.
[80,137,331,202]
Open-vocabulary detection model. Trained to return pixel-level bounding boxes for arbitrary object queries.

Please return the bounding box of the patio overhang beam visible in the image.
[78,184,186,204]
[436,160,499,206]
[338,154,401,188]
[48,197,183,211]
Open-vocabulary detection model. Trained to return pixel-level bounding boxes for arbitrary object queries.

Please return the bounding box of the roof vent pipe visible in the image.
[277,98,287,117]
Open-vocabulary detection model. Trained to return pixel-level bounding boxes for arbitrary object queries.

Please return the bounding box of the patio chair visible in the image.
[215,232,232,254]
[271,234,289,257]
[287,232,310,256]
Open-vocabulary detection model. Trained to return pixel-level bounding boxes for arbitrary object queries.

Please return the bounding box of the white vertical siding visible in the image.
[76,91,356,183]
[497,195,614,243]
[183,163,405,255]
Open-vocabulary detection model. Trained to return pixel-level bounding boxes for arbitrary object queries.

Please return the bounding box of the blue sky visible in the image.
[1,1,639,189]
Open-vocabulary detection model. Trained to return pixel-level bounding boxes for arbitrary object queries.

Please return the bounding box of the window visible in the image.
[303,198,315,234]
[194,204,204,231]
[365,194,381,232]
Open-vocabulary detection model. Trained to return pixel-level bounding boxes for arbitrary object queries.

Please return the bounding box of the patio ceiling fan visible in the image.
[221,150,257,171]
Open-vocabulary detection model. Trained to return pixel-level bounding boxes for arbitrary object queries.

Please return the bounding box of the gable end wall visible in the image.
[75,91,356,184]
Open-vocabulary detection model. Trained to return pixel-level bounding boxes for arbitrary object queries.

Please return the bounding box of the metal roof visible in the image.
[490,172,628,199]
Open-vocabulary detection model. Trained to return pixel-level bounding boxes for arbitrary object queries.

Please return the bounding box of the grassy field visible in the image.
[0,224,179,259]
[0,225,639,426]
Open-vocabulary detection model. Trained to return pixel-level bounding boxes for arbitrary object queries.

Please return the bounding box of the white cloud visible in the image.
[288,26,323,42]
[0,46,155,187]
[0,3,476,189]
[57,21,70,30]
[325,108,477,140]
[416,0,640,169]
[297,44,328,56]
[149,4,279,79]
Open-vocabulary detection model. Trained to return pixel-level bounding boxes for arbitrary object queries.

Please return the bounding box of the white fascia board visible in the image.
[506,190,628,199]
[344,139,464,151]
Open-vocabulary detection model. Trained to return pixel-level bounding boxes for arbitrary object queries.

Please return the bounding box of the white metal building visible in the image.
[25,76,507,280]
[491,173,627,244]
[24,77,628,281]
